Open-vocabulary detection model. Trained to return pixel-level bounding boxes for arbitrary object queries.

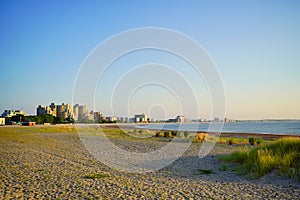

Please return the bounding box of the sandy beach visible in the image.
[0,125,299,199]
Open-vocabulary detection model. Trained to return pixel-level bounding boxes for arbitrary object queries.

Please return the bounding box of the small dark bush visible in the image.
[171,130,179,137]
[198,169,214,175]
[256,138,263,145]
[164,131,172,138]
[184,131,189,138]
[155,132,164,137]
[249,137,256,145]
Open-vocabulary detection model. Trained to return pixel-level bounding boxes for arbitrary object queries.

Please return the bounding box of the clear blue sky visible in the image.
[1,0,299,119]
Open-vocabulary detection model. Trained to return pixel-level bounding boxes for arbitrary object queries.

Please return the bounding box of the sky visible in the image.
[0,0,300,120]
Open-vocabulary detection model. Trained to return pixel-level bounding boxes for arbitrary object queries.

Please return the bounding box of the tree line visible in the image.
[4,114,117,124]
[4,114,74,124]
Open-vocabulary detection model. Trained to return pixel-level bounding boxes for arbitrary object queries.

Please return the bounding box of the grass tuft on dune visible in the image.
[220,137,300,180]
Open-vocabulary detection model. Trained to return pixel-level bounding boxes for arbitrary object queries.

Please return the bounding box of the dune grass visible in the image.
[220,137,300,180]
[198,168,215,175]
[0,125,76,134]
[84,173,108,179]
[217,137,249,145]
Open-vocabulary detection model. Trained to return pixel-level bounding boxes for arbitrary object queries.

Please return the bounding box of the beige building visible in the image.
[106,116,117,122]
[168,115,185,123]
[134,114,148,123]
[0,117,5,125]
[73,104,79,121]
[94,111,104,122]
[56,103,73,119]
[37,103,56,116]
[1,109,28,117]
[37,102,73,119]
[176,115,185,122]
[78,105,88,121]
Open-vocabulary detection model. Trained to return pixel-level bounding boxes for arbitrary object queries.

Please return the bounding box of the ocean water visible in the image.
[136,121,300,135]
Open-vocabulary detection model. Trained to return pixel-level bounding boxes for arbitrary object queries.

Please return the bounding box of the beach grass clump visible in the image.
[256,138,263,146]
[198,168,215,175]
[220,137,300,180]
[192,133,208,143]
[184,131,189,138]
[218,137,249,145]
[171,130,180,137]
[248,137,256,145]
[155,131,164,137]
[248,137,263,146]
[84,173,108,179]
[220,150,249,164]
[219,164,228,171]
[164,131,172,138]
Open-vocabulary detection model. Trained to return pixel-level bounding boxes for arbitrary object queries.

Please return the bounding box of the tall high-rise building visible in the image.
[94,111,104,122]
[37,104,56,116]
[73,104,79,121]
[49,103,56,116]
[56,103,73,119]
[78,105,88,121]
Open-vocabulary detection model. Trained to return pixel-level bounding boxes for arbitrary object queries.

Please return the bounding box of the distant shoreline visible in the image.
[97,123,300,139]
[2,123,299,139]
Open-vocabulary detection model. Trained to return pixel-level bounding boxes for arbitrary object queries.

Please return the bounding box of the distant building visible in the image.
[56,103,73,119]
[22,122,36,126]
[88,111,94,121]
[37,103,56,117]
[176,115,185,122]
[36,102,105,122]
[1,109,28,117]
[124,117,130,123]
[73,104,80,121]
[168,115,185,123]
[214,117,220,122]
[37,105,46,116]
[38,102,72,119]
[49,103,57,116]
[224,117,236,123]
[94,112,104,122]
[134,114,149,123]
[106,116,117,122]
[78,105,88,121]
[0,117,5,125]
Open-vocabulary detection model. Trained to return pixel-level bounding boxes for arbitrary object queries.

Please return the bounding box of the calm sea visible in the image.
[136,121,300,136]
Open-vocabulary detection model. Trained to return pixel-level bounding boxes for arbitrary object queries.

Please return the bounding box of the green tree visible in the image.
[54,116,64,124]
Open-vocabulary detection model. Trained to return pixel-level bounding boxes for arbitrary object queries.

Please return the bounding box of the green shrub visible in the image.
[161,131,173,138]
[171,130,179,137]
[256,138,263,145]
[249,137,256,145]
[198,169,214,175]
[219,164,228,171]
[184,131,189,138]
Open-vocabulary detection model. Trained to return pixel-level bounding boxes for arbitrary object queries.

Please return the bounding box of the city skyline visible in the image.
[1,101,300,122]
[1,1,300,120]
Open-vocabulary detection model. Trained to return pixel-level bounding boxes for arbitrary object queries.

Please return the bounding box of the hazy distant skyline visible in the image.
[1,1,300,120]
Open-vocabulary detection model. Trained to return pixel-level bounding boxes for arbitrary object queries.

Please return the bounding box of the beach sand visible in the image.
[0,125,299,199]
